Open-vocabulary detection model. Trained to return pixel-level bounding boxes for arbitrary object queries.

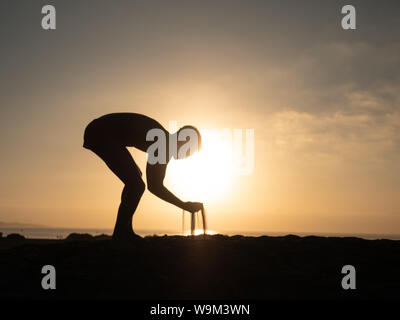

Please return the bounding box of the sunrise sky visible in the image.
[1,0,400,234]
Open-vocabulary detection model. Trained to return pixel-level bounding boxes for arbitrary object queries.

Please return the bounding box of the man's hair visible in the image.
[177,125,202,151]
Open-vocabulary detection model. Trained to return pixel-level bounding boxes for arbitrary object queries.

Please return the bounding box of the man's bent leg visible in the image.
[86,143,145,240]
[113,182,145,240]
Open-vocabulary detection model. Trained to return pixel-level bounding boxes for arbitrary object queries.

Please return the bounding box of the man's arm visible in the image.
[146,163,202,213]
[146,163,185,209]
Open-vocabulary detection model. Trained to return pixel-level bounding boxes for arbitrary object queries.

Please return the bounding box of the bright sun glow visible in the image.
[183,229,217,236]
[166,130,236,203]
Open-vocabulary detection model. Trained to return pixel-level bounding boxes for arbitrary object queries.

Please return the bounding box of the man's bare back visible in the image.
[83,113,167,151]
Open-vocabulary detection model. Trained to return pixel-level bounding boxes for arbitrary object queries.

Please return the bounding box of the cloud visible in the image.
[289,41,400,114]
[266,109,400,165]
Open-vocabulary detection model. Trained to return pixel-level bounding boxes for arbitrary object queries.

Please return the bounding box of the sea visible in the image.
[0,227,399,240]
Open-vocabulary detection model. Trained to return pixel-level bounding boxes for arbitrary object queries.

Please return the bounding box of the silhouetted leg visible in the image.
[114,183,145,240]
[88,144,145,240]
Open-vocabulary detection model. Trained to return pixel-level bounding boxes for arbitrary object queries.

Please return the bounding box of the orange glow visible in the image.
[166,130,236,203]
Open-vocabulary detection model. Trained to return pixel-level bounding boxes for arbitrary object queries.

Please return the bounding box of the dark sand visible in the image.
[0,233,399,299]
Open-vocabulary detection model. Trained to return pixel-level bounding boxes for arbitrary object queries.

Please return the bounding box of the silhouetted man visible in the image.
[83,113,203,241]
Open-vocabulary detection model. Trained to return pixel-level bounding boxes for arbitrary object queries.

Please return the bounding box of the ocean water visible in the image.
[0,227,399,240]
[0,227,168,239]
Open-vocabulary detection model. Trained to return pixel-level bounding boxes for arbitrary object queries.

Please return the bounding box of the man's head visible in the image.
[173,125,202,160]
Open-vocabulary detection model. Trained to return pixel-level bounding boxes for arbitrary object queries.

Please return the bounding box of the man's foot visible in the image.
[112,230,143,242]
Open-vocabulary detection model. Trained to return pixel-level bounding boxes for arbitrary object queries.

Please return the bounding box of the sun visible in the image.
[166,129,236,203]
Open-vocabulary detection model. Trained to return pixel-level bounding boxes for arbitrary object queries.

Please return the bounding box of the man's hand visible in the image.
[183,201,203,214]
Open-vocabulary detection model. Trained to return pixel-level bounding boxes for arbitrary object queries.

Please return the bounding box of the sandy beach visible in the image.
[0,233,399,299]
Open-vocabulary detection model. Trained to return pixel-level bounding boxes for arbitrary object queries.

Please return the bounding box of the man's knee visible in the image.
[123,179,145,201]
[137,180,146,194]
